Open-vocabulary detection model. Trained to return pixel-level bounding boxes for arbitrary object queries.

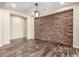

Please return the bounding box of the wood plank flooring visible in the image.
[0,39,79,57]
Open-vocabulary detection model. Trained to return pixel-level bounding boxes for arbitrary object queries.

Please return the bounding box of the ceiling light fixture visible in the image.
[12,3,16,8]
[34,3,40,19]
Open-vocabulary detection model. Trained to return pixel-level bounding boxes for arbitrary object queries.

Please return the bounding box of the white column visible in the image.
[2,10,10,45]
[0,9,3,46]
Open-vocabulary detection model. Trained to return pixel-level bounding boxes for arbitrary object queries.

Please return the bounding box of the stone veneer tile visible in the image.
[35,10,73,45]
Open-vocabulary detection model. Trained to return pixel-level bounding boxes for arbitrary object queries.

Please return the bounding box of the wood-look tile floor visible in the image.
[0,39,79,57]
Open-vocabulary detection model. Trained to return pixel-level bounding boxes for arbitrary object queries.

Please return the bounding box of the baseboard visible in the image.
[27,38,35,40]
[11,37,26,40]
[3,41,10,45]
[35,38,73,47]
[10,37,27,44]
[26,37,35,40]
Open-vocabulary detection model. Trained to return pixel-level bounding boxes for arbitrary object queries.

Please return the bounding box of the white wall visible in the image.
[10,16,26,39]
[27,17,34,39]
[73,4,79,48]
[10,15,34,40]
[9,9,34,40]
[0,9,3,46]
[0,9,34,46]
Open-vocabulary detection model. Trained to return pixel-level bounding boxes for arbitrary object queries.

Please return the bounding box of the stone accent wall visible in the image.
[35,10,73,45]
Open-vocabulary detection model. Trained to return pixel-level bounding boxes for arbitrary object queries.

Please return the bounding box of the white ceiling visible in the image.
[0,2,77,16]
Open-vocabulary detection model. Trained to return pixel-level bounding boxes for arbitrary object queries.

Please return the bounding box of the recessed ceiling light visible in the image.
[60,2,64,5]
[12,3,16,8]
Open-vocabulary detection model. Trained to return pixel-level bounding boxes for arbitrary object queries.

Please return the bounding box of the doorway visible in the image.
[10,14,27,40]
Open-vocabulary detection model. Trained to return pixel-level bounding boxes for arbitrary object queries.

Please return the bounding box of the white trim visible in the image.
[73,45,79,48]
[27,37,35,40]
[3,41,10,45]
